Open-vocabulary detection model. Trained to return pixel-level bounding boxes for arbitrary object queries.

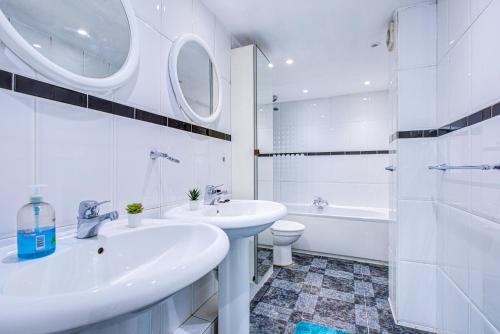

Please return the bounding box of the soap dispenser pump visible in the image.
[17,185,56,260]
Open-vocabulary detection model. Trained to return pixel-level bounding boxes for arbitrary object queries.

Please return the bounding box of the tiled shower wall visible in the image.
[436,0,500,333]
[258,91,392,209]
[0,0,232,332]
[389,2,438,331]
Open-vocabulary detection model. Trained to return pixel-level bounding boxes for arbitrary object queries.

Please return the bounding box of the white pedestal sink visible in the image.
[166,200,287,334]
[0,219,229,334]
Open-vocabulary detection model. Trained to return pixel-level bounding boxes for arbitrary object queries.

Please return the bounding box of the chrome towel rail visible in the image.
[385,165,396,172]
[428,163,500,171]
[150,150,180,163]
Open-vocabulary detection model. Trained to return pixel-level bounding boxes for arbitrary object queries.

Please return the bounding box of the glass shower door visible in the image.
[254,47,274,283]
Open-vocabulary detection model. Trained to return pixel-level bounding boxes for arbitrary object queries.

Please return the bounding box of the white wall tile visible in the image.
[398,200,436,264]
[162,0,194,42]
[397,66,437,130]
[212,78,231,133]
[0,41,36,77]
[471,0,500,110]
[448,0,470,46]
[437,269,469,334]
[193,0,215,54]
[397,3,437,70]
[448,31,471,121]
[161,128,194,205]
[468,214,500,329]
[36,99,113,227]
[439,204,470,294]
[115,19,162,114]
[437,0,449,61]
[470,0,493,23]
[398,261,436,328]
[214,20,231,82]
[469,305,498,334]
[114,117,162,214]
[0,91,34,237]
[208,137,231,190]
[470,117,500,223]
[130,0,162,32]
[437,57,449,127]
[397,138,437,201]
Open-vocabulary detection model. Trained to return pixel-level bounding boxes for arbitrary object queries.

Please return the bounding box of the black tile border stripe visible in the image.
[258,150,391,157]
[0,70,12,90]
[391,104,498,142]
[0,71,231,141]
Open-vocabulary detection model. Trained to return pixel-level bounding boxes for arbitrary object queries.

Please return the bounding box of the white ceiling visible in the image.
[202,0,428,102]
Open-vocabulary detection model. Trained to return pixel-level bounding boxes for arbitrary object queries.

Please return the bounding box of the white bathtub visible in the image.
[258,204,389,262]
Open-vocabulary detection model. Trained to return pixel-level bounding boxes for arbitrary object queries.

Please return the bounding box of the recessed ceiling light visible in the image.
[364,80,371,86]
[268,63,274,68]
[363,97,369,101]
[77,29,89,37]
[302,89,309,94]
[32,43,42,49]
[285,58,294,65]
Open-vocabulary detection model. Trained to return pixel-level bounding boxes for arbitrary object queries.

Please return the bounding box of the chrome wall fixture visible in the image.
[150,150,180,163]
[428,163,500,171]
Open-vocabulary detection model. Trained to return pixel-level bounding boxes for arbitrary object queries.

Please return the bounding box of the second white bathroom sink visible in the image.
[165,199,287,238]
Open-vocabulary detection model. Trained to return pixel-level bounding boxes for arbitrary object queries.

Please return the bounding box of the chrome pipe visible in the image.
[150,150,180,163]
[428,163,500,171]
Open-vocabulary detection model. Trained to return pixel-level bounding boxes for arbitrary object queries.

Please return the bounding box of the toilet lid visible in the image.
[271,220,305,232]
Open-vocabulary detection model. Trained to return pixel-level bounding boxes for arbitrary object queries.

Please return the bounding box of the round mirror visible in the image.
[0,0,139,91]
[169,34,222,125]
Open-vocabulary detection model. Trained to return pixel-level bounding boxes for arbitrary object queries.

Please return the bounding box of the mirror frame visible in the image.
[169,33,223,125]
[0,0,140,92]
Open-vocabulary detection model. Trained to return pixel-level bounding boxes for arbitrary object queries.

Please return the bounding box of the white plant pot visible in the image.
[189,200,200,211]
[127,212,143,228]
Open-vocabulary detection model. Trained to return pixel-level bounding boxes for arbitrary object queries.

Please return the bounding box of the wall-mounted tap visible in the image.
[204,185,228,205]
[312,197,329,209]
[76,200,119,239]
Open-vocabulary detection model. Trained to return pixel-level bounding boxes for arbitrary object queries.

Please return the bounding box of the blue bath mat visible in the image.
[294,322,351,334]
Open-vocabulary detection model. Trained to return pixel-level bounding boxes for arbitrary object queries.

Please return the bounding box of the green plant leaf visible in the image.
[126,202,144,214]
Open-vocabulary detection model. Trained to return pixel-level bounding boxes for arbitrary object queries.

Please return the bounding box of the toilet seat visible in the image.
[271,220,305,233]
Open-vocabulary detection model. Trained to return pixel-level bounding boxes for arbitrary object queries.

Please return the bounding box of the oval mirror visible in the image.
[0,0,139,91]
[169,34,222,125]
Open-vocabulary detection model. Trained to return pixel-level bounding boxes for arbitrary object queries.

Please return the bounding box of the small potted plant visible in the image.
[187,188,201,210]
[126,202,144,228]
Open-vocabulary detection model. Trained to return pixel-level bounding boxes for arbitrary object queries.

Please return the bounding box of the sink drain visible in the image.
[97,247,104,254]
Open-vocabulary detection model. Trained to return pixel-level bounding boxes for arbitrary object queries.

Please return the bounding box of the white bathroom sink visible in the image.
[0,219,229,334]
[165,200,287,239]
[165,200,286,334]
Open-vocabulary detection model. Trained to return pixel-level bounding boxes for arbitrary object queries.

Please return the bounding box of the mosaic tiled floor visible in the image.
[250,251,431,334]
[257,247,274,282]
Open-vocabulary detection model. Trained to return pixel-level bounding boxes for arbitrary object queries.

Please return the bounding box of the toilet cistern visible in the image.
[76,200,119,239]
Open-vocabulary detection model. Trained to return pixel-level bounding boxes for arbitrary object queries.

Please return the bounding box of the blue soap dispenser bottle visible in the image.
[17,185,56,260]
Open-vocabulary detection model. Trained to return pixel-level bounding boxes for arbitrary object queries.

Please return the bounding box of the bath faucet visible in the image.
[313,197,329,209]
[76,200,119,239]
[204,185,228,205]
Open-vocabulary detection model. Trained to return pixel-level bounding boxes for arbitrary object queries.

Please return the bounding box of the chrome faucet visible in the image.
[313,197,329,209]
[76,200,119,239]
[204,185,228,205]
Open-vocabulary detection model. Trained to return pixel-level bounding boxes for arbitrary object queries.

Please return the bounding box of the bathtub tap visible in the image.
[312,197,329,209]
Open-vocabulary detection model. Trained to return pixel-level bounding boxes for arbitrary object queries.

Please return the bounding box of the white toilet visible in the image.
[271,220,305,266]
